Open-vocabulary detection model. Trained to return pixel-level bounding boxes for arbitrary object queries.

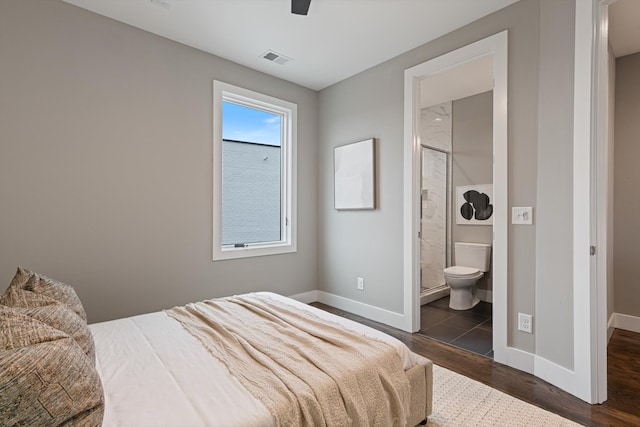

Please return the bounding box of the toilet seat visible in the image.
[443,266,483,279]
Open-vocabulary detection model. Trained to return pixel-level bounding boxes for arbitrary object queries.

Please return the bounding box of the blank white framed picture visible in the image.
[334,139,375,210]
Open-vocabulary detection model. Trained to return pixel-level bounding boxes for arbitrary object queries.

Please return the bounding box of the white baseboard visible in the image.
[490,313,640,401]
[505,346,534,374]
[611,312,640,334]
[316,291,406,330]
[477,289,493,303]
[289,290,406,330]
[288,290,318,304]
[505,346,577,398]
[608,313,616,343]
[294,289,491,327]
[534,355,576,395]
[420,287,449,305]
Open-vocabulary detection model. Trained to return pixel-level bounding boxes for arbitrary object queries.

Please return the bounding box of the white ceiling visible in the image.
[609,0,640,58]
[420,54,493,108]
[62,0,519,90]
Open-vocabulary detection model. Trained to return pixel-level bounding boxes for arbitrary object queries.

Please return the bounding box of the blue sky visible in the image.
[222,101,282,146]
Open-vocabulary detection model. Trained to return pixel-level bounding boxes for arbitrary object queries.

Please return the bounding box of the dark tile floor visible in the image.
[419,295,493,358]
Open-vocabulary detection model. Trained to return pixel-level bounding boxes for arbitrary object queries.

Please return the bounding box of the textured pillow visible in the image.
[7,267,87,322]
[7,265,32,289]
[0,287,96,364]
[0,305,104,426]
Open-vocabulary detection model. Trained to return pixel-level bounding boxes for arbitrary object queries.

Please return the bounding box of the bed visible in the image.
[1,267,433,426]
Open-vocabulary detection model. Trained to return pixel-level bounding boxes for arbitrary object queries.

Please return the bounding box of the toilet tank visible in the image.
[454,242,492,271]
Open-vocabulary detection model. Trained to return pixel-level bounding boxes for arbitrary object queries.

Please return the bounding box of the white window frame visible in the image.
[212,80,297,260]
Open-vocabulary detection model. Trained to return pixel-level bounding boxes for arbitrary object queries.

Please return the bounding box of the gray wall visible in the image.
[318,0,577,366]
[614,52,640,317]
[451,91,494,293]
[0,0,583,370]
[534,0,575,369]
[0,0,318,323]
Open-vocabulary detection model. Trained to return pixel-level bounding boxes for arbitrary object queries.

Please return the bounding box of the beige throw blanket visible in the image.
[167,294,410,427]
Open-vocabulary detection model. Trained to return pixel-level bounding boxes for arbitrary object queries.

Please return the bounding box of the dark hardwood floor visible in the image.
[311,302,640,427]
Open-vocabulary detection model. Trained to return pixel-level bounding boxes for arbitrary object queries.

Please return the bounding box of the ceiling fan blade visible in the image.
[291,0,311,15]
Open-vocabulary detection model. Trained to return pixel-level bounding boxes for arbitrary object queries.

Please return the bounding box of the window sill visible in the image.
[212,243,297,261]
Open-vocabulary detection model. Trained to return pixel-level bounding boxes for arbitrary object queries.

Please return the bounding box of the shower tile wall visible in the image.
[420,102,452,290]
[420,102,452,151]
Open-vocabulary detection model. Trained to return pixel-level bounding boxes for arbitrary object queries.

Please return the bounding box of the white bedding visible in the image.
[90,292,421,427]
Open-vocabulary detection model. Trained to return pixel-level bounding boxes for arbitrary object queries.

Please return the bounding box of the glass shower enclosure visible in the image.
[420,145,451,305]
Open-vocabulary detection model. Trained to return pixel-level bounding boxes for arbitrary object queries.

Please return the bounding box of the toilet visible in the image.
[444,242,492,310]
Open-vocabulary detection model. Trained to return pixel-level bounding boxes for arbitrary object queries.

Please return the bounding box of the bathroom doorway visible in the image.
[418,91,495,358]
[403,31,508,363]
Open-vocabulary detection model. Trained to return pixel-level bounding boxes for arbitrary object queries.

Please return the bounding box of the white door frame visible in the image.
[573,0,610,404]
[402,31,509,363]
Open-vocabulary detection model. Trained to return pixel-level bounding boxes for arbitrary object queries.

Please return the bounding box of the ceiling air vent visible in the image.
[150,0,172,9]
[261,50,293,66]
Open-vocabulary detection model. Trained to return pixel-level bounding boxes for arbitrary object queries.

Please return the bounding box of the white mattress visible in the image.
[90,292,420,427]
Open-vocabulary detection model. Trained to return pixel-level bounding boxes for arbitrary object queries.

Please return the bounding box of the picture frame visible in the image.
[334,138,375,210]
[456,184,493,225]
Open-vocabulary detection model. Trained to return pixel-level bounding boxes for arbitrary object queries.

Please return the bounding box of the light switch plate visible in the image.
[512,207,533,225]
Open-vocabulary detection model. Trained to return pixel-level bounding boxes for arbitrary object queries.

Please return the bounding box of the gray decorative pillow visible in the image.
[7,267,87,322]
[0,305,104,426]
[0,287,96,365]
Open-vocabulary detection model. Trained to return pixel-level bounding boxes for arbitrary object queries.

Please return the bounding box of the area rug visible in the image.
[427,365,583,426]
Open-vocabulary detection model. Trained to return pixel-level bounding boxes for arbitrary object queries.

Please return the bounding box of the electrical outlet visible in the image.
[357,277,364,291]
[518,313,533,333]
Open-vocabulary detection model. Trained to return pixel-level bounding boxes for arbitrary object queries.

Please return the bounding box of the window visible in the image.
[213,81,297,260]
